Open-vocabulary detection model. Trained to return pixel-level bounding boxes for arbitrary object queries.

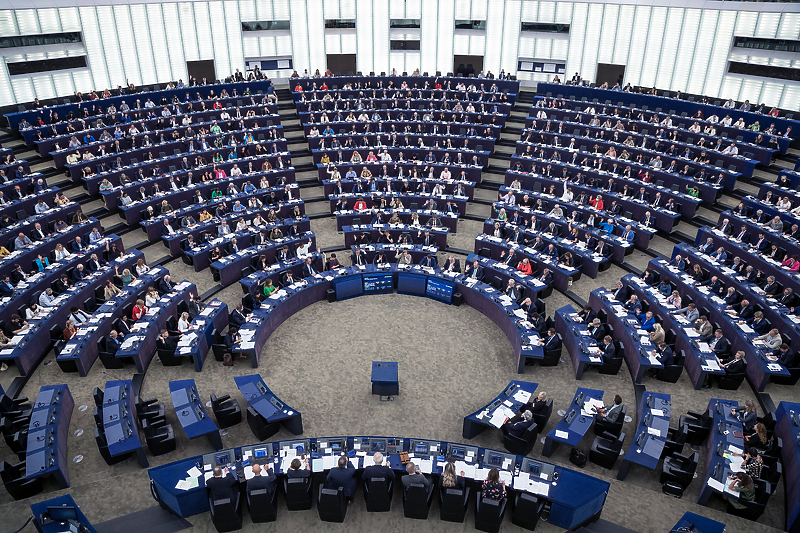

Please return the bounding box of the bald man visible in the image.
[247,462,276,497]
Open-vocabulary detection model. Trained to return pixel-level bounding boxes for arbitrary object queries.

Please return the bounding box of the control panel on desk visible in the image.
[356,437,403,455]
[482,450,517,472]
[242,443,274,465]
[203,449,236,471]
[317,437,347,456]
[409,439,441,458]
[447,443,479,463]
[521,457,556,480]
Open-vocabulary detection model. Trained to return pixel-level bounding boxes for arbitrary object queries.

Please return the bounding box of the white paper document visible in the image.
[554,430,570,439]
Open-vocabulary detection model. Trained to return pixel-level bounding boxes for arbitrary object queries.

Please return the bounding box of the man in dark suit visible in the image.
[464,260,484,281]
[577,305,597,323]
[70,236,87,254]
[72,264,87,282]
[361,453,395,490]
[188,295,204,320]
[419,255,437,269]
[595,240,612,258]
[588,318,605,342]
[718,218,733,235]
[157,329,179,353]
[708,329,730,357]
[601,336,616,361]
[30,222,49,241]
[441,256,460,273]
[654,341,674,366]
[156,275,174,295]
[721,351,745,374]
[540,328,559,351]
[501,410,535,437]
[105,330,122,354]
[207,466,238,501]
[750,233,769,253]
[246,463,277,499]
[326,456,357,503]
[505,279,523,303]
[401,462,432,496]
[54,274,71,294]
[777,288,796,309]
[538,268,553,286]
[770,344,796,368]
[761,276,780,296]
[698,275,723,295]
[226,238,240,256]
[302,256,319,277]
[351,248,366,266]
[87,253,106,272]
[667,255,685,270]
[733,226,749,243]
[730,299,754,320]
[229,304,247,328]
[276,245,292,263]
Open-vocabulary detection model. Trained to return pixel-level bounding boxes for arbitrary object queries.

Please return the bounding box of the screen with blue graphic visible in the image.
[426,278,454,304]
[363,273,393,293]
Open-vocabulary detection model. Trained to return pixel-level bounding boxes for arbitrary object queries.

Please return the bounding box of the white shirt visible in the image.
[39,292,55,306]
[297,242,312,256]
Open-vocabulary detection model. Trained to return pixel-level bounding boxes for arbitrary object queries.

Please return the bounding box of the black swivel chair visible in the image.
[540,334,562,366]
[318,486,347,522]
[531,399,553,430]
[0,395,32,418]
[141,418,176,455]
[157,348,183,367]
[402,483,433,519]
[718,361,747,390]
[439,486,469,522]
[92,387,104,408]
[208,494,243,532]
[363,478,392,512]
[136,398,166,423]
[511,492,545,530]
[589,432,625,469]
[210,394,242,428]
[474,495,507,533]
[247,487,278,523]
[0,460,43,500]
[661,424,688,459]
[95,428,133,465]
[678,409,711,446]
[503,422,538,456]
[246,406,280,441]
[283,477,313,510]
[593,405,626,437]
[655,350,684,383]
[660,452,699,490]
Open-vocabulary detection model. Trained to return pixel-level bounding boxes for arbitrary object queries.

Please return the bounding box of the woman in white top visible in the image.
[733,118,746,129]
[560,188,574,202]
[177,311,193,332]
[25,302,41,319]
[136,258,150,276]
[777,197,792,211]
[54,243,71,261]
[145,287,159,307]
[236,218,248,232]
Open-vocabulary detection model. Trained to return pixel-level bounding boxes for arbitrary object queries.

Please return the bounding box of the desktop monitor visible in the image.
[254,448,268,458]
[330,441,344,453]
[47,506,78,523]
[527,461,541,476]
[215,453,230,466]
[414,443,428,454]
[256,381,267,395]
[487,453,504,467]
[370,440,386,453]
[450,447,465,460]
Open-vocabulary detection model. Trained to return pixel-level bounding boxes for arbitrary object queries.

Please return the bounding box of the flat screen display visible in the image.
[254,448,267,458]
[363,273,393,293]
[488,453,503,466]
[215,454,229,465]
[426,277,454,304]
[450,448,465,460]
[47,506,78,522]
[370,441,386,452]
[414,443,428,454]
[334,277,363,300]
[398,273,427,296]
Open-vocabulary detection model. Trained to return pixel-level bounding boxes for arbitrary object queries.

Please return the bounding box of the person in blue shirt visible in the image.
[621,225,635,243]
[657,279,672,296]
[242,182,256,194]
[636,310,656,331]
[599,219,615,233]
[83,133,95,144]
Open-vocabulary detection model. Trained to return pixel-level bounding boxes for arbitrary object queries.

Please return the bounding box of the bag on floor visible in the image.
[569,447,587,468]
[223,353,234,366]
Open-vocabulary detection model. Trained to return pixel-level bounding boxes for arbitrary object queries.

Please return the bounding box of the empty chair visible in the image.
[363,477,392,512]
[142,418,176,456]
[0,395,32,418]
[660,452,699,489]
[0,460,43,500]
[440,486,470,522]
[402,483,433,519]
[474,494,507,533]
[661,424,688,458]
[318,486,347,522]
[284,477,313,510]
[246,406,280,441]
[511,492,545,530]
[95,428,133,465]
[589,432,625,469]
[157,348,183,367]
[136,398,165,422]
[679,409,711,446]
[247,486,278,523]
[209,494,243,532]
[210,394,242,428]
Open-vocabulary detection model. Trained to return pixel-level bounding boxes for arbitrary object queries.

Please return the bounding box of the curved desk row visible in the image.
[323,176,474,200]
[2,250,141,376]
[555,305,605,380]
[101,380,147,467]
[311,132,494,154]
[290,75,519,98]
[148,436,608,530]
[187,227,312,272]
[209,232,315,287]
[142,195,303,242]
[335,208,458,233]
[343,224,448,250]
[317,160,482,184]
[5,80,276,129]
[56,261,163,376]
[482,218,610,279]
[314,146,488,167]
[696,398,744,506]
[233,264,543,373]
[327,191,466,217]
[165,215,310,256]
[234,374,303,436]
[775,402,800,533]
[26,384,73,488]
[306,120,502,140]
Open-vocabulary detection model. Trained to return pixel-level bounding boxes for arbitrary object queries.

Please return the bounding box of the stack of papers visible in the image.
[512,390,532,404]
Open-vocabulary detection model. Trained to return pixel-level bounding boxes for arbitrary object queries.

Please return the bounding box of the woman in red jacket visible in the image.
[132,299,147,321]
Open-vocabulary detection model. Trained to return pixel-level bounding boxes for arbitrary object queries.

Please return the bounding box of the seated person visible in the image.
[501,410,535,437]
[326,455,357,503]
[361,453,395,489]
[207,466,238,501]
[596,394,623,422]
[401,462,432,496]
[480,469,507,501]
[247,463,277,499]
